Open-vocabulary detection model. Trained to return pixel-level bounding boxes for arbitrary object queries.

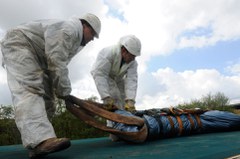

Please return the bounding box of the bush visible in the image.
[52,110,107,140]
[176,92,235,112]
[0,119,21,145]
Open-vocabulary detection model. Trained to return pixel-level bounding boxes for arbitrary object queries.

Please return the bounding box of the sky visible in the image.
[0,0,240,110]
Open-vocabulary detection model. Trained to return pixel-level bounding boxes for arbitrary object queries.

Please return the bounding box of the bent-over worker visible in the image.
[91,35,141,113]
[1,13,101,158]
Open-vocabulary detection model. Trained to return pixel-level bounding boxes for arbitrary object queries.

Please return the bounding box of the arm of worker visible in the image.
[124,61,138,111]
[44,23,77,98]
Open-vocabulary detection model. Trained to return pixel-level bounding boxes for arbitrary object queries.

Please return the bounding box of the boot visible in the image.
[29,137,71,159]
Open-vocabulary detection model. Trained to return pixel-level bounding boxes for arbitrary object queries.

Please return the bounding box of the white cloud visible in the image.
[0,67,12,105]
[136,67,240,109]
[119,0,240,56]
[71,74,101,101]
[0,0,105,30]
[0,66,7,85]
[226,63,240,75]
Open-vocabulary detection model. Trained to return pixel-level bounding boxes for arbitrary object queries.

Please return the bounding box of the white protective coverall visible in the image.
[1,17,84,148]
[91,44,138,109]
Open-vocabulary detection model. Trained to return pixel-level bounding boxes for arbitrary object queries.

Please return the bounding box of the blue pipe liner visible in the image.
[112,110,240,141]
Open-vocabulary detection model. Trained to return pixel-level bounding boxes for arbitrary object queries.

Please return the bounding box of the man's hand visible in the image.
[124,99,136,112]
[103,96,115,110]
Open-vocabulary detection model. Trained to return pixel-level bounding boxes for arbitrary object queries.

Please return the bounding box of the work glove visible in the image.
[103,96,115,110]
[124,99,136,112]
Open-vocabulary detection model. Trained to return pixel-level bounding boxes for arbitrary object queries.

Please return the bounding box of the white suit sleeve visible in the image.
[125,61,138,100]
[91,49,112,99]
[44,25,74,97]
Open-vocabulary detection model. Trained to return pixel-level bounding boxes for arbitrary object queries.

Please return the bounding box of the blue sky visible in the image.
[0,0,240,109]
[147,39,240,74]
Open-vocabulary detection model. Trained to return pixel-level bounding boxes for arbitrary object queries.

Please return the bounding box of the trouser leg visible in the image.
[7,72,56,148]
[1,31,56,149]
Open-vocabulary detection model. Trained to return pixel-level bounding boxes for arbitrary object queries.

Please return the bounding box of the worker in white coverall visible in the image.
[91,35,141,110]
[1,13,101,158]
[91,35,141,140]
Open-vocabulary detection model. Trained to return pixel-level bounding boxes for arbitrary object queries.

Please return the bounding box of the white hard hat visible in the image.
[80,13,101,38]
[119,35,141,56]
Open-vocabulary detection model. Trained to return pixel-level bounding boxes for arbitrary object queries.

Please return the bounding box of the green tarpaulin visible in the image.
[0,131,240,159]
